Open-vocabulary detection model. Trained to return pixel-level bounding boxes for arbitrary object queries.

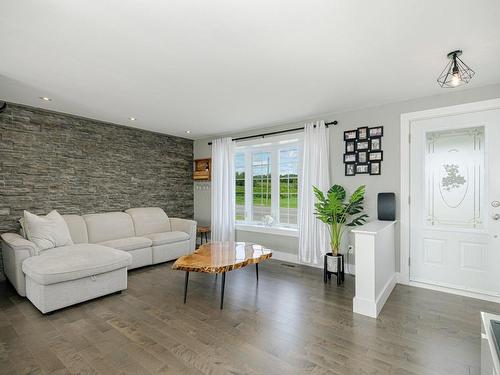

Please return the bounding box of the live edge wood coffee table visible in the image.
[173,241,272,309]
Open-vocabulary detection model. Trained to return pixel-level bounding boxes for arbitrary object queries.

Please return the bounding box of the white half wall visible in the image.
[352,220,396,318]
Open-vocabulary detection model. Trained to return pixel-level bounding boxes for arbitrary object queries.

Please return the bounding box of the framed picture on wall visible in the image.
[369,162,381,175]
[344,130,357,141]
[357,126,369,140]
[369,137,382,151]
[344,153,357,163]
[356,164,369,174]
[343,124,384,176]
[345,141,356,153]
[356,140,369,151]
[345,163,356,176]
[357,151,368,163]
[368,151,383,161]
[369,126,384,138]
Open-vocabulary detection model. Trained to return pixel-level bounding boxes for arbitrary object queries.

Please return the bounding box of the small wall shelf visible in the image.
[193,158,211,181]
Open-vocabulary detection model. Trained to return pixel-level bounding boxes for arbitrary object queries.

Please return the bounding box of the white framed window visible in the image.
[234,134,302,229]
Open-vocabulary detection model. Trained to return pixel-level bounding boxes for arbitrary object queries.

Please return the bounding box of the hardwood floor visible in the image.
[1,259,499,375]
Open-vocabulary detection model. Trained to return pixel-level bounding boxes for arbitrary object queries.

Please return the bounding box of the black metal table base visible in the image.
[183,263,259,310]
[184,271,189,303]
[220,272,226,309]
[324,253,345,285]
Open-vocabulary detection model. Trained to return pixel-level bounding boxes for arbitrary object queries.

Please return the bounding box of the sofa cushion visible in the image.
[125,207,171,235]
[99,236,152,252]
[63,215,88,244]
[144,231,190,246]
[22,244,132,285]
[23,210,74,253]
[83,212,135,243]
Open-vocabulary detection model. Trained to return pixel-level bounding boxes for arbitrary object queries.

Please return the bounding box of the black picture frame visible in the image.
[344,130,357,141]
[357,151,368,164]
[344,153,357,164]
[369,126,384,138]
[345,163,356,176]
[356,140,369,151]
[345,140,356,153]
[355,164,369,174]
[368,150,383,161]
[357,126,369,140]
[369,137,382,151]
[369,162,381,175]
[343,125,383,176]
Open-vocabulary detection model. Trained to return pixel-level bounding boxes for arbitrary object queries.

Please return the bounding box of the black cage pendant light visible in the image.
[437,50,475,88]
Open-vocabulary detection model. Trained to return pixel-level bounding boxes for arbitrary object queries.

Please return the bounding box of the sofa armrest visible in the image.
[1,233,37,256]
[1,233,37,296]
[170,218,197,252]
[170,218,197,237]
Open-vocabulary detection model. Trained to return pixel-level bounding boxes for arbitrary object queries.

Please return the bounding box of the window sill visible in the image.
[235,224,299,237]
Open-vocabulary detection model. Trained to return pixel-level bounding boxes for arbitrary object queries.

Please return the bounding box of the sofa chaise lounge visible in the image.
[1,207,196,313]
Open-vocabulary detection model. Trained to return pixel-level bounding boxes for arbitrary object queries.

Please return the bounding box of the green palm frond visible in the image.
[312,184,368,255]
[327,184,346,201]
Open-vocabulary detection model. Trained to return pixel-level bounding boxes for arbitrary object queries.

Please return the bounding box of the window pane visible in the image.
[235,152,245,221]
[252,151,272,222]
[279,147,299,225]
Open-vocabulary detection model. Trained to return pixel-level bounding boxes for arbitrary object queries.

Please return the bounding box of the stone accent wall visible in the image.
[0,103,194,278]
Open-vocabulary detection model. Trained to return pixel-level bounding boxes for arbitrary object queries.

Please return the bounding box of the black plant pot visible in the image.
[324,252,344,286]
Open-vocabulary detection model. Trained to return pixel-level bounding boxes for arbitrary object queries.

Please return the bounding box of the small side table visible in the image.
[197,226,210,247]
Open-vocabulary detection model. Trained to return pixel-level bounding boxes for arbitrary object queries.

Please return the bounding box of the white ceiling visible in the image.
[1,1,500,139]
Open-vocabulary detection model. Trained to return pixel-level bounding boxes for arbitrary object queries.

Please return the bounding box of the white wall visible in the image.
[193,83,500,268]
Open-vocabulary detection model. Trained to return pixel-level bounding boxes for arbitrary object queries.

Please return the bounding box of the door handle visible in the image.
[493,214,500,221]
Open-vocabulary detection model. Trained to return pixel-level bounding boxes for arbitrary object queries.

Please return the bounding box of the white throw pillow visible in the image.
[19,217,27,238]
[23,210,74,253]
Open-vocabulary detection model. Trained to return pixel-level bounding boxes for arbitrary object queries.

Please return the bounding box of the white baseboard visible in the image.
[395,272,500,303]
[375,274,397,315]
[408,280,500,304]
[396,272,406,284]
[353,273,397,318]
[271,250,300,264]
[353,296,378,318]
[271,250,355,275]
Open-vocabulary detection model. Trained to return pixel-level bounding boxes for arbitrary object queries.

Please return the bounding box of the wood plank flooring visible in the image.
[1,259,500,375]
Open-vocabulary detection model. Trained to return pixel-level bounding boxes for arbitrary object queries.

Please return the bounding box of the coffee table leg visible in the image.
[255,263,259,281]
[184,271,189,304]
[220,272,226,310]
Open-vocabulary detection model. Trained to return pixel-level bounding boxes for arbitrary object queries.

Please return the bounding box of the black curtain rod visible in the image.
[207,120,338,145]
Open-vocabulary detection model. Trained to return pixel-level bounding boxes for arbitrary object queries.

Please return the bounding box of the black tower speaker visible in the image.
[377,192,395,221]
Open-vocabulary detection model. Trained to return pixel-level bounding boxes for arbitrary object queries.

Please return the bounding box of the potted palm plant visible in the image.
[313,184,368,283]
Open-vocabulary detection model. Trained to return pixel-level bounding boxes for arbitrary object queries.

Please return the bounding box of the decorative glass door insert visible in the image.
[425,127,484,229]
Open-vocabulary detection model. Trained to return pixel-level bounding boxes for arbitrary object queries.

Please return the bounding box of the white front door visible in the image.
[410,108,500,298]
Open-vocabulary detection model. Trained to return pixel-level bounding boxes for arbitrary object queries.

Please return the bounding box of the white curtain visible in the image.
[211,137,236,242]
[298,121,331,264]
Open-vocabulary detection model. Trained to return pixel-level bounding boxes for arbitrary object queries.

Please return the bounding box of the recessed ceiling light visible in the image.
[39,96,52,101]
[128,117,136,121]
[185,130,191,134]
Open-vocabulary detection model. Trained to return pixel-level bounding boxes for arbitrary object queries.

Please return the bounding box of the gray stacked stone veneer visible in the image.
[0,103,194,278]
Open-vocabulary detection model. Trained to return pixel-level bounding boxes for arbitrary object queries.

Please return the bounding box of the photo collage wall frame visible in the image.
[344,126,383,176]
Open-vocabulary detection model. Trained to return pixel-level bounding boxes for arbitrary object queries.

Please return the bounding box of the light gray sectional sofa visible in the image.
[1,207,196,313]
